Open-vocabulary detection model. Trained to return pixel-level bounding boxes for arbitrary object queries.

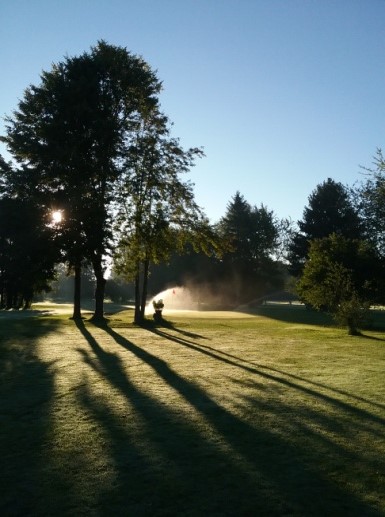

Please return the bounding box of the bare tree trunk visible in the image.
[134,267,141,324]
[23,292,33,310]
[6,286,13,309]
[140,258,150,321]
[72,263,82,320]
[92,257,106,321]
[347,317,359,336]
[0,279,4,309]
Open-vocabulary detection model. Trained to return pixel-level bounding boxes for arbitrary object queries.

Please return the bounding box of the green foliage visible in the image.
[334,295,370,335]
[216,192,282,304]
[113,110,214,321]
[0,197,59,308]
[1,41,162,319]
[219,192,279,261]
[289,178,362,276]
[296,234,380,334]
[115,110,207,263]
[358,148,385,260]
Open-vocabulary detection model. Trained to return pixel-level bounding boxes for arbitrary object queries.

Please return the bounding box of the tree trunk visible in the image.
[347,317,359,336]
[6,286,13,310]
[0,281,4,309]
[140,258,150,321]
[134,266,141,324]
[23,294,32,310]
[93,265,106,321]
[72,264,82,320]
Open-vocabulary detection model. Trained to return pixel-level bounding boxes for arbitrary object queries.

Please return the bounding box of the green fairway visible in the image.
[1,305,385,516]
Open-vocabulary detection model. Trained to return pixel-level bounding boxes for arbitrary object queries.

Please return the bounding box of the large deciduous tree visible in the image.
[1,41,161,320]
[113,111,214,323]
[0,196,59,309]
[288,178,362,276]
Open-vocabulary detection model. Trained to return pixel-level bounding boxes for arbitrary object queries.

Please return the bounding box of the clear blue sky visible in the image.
[1,0,385,224]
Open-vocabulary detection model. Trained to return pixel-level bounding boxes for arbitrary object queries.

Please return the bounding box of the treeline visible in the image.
[289,169,385,334]
[0,42,213,323]
[135,168,385,335]
[140,191,288,308]
[1,41,385,332]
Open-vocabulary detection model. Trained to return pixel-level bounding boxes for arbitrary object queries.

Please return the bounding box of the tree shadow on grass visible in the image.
[72,319,383,516]
[0,318,59,516]
[147,326,385,431]
[243,304,385,336]
[139,317,208,340]
[149,325,385,415]
[240,303,334,326]
[358,333,385,342]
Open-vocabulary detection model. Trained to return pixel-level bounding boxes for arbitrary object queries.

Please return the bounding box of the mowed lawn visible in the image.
[1,305,385,516]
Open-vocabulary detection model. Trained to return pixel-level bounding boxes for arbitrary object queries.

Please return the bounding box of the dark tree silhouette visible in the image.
[288,178,362,276]
[217,192,282,305]
[113,110,214,323]
[1,41,162,320]
[0,197,58,309]
[358,149,385,260]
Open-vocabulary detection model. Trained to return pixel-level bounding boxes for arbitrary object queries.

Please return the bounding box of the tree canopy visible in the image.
[0,196,59,309]
[2,40,385,327]
[296,234,382,334]
[113,110,212,322]
[1,41,162,319]
[289,178,362,276]
[358,149,385,258]
[216,192,282,305]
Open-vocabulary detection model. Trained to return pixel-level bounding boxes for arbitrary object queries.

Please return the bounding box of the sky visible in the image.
[1,0,385,224]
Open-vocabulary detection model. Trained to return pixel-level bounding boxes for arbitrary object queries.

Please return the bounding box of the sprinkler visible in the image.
[152,299,164,322]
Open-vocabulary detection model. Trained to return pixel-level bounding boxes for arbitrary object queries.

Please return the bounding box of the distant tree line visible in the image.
[137,170,385,334]
[1,41,385,332]
[144,191,288,308]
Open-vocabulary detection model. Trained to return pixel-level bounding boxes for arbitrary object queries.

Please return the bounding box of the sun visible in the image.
[51,210,63,224]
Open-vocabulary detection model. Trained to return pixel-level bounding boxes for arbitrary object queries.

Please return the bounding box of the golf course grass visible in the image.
[1,303,385,516]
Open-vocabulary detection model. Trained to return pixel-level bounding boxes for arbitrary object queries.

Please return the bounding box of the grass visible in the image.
[1,304,385,516]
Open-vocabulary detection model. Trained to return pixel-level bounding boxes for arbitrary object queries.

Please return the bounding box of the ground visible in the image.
[1,304,385,516]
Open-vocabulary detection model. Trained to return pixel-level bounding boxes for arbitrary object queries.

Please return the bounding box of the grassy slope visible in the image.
[1,306,385,516]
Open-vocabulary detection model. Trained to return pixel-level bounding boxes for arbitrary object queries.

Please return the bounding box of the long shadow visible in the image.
[74,320,382,515]
[241,303,385,335]
[211,334,385,410]
[0,317,58,515]
[147,326,385,423]
[359,333,385,341]
[140,317,208,340]
[76,321,276,513]
[240,303,334,326]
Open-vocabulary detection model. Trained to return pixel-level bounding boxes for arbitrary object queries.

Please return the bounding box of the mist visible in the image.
[147,281,244,313]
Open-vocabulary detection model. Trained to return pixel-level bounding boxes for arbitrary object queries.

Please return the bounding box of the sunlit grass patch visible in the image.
[1,306,385,515]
